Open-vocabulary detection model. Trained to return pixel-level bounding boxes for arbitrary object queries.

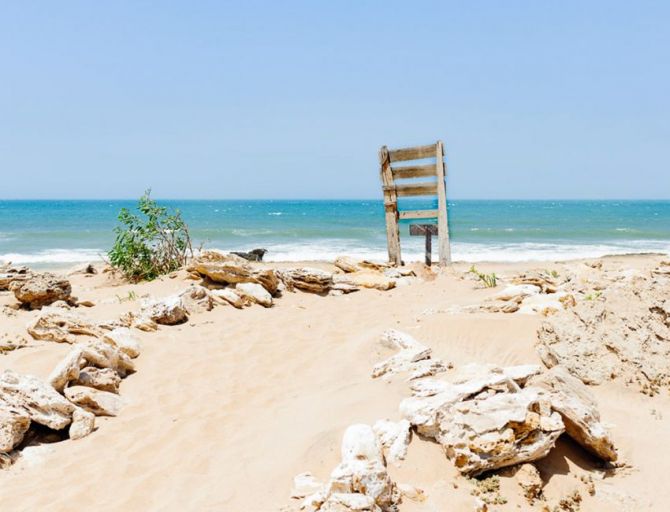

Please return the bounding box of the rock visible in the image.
[231,248,267,262]
[235,282,273,307]
[80,339,135,377]
[527,366,617,462]
[291,472,323,499]
[180,285,214,313]
[303,424,399,511]
[0,333,28,353]
[0,405,31,452]
[0,265,29,291]
[334,257,392,274]
[27,308,100,343]
[514,463,543,503]
[372,330,434,379]
[0,370,75,429]
[142,295,188,325]
[334,256,361,273]
[102,327,141,358]
[280,267,333,294]
[493,284,541,301]
[512,271,558,294]
[69,407,95,440]
[334,271,396,291]
[73,367,122,394]
[211,288,247,309]
[330,282,360,294]
[64,386,122,417]
[9,272,74,309]
[187,253,280,295]
[372,419,411,465]
[47,346,84,392]
[435,388,564,475]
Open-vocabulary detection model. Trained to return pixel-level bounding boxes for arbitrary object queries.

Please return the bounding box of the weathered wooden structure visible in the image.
[379,141,451,265]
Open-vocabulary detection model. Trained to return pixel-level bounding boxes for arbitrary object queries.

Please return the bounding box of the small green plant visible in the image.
[584,291,602,301]
[115,291,138,303]
[108,190,193,282]
[469,265,497,288]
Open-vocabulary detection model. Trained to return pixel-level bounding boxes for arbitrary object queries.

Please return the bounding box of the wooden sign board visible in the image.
[409,224,438,266]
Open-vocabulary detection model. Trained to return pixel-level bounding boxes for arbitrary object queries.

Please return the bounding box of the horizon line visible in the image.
[1,197,670,202]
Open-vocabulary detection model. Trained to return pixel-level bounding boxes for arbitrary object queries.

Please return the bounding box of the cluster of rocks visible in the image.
[0,326,141,466]
[293,330,618,511]
[479,271,568,315]
[538,261,670,394]
[185,251,414,308]
[1,264,77,310]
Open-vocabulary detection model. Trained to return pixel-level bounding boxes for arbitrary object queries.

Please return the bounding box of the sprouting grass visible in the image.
[584,291,602,301]
[116,291,138,303]
[469,265,497,288]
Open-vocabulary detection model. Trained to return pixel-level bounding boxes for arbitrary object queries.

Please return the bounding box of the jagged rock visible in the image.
[334,272,396,291]
[0,265,29,291]
[47,346,84,392]
[401,364,543,438]
[0,405,31,452]
[64,386,122,417]
[211,288,247,308]
[69,407,95,440]
[330,282,360,294]
[371,330,437,379]
[142,295,188,325]
[527,366,617,461]
[27,308,100,344]
[235,282,273,307]
[9,272,74,309]
[80,339,135,377]
[102,327,141,358]
[280,267,333,294]
[334,256,392,274]
[291,472,323,499]
[73,367,122,394]
[0,370,75,429]
[512,271,558,294]
[493,284,542,301]
[396,484,425,502]
[436,388,564,475]
[372,419,411,465]
[180,285,214,313]
[188,252,280,295]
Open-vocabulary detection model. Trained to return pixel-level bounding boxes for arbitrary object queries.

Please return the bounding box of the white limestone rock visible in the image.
[102,327,141,358]
[69,407,95,440]
[0,405,31,452]
[64,386,122,417]
[211,288,248,308]
[142,295,188,325]
[0,370,75,430]
[47,346,84,393]
[372,419,411,465]
[27,308,100,343]
[73,367,122,394]
[291,472,323,499]
[235,282,273,307]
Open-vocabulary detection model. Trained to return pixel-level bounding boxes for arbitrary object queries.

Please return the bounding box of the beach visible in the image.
[1,253,670,511]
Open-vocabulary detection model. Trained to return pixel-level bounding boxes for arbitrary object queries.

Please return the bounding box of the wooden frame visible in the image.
[379,140,451,265]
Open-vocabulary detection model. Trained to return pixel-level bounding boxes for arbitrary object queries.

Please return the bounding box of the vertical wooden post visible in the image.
[424,230,432,266]
[435,140,451,265]
[379,146,401,265]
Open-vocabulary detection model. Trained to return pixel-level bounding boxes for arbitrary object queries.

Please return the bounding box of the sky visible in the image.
[1,1,669,200]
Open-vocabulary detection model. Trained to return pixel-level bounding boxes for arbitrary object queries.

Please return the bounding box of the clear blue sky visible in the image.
[1,1,668,199]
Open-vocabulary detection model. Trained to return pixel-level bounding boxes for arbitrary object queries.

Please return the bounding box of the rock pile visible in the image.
[371,330,447,380]
[0,326,142,466]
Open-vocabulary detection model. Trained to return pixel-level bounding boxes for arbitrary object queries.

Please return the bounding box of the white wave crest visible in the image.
[0,249,103,265]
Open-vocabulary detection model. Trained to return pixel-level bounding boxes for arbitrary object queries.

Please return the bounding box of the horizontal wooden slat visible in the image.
[383,182,438,197]
[388,143,437,163]
[409,224,438,236]
[399,209,439,220]
[391,164,436,179]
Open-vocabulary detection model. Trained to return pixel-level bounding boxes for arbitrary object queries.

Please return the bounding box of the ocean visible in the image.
[1,199,669,268]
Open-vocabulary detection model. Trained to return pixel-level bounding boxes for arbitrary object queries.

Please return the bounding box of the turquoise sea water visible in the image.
[1,200,669,267]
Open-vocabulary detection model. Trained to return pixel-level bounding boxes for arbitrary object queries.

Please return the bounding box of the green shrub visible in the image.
[108,190,193,281]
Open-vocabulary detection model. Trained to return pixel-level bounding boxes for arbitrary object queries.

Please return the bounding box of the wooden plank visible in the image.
[388,143,437,163]
[391,163,436,179]
[399,209,438,220]
[409,224,438,236]
[388,182,438,197]
[435,140,451,264]
[378,146,402,265]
